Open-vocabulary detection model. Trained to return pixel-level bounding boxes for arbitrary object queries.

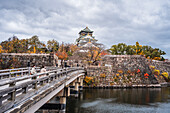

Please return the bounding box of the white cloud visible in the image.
[0,0,170,59]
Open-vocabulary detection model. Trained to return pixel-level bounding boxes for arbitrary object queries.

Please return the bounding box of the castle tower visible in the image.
[76,27,98,47]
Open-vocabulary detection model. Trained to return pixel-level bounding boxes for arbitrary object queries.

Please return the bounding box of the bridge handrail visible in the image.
[0,67,85,109]
[0,67,84,87]
[0,68,40,79]
[0,67,60,79]
[0,67,40,73]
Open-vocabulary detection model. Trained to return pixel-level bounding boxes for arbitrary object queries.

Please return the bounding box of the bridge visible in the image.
[0,67,85,113]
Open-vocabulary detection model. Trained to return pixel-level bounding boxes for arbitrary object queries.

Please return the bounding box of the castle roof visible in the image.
[79,27,93,34]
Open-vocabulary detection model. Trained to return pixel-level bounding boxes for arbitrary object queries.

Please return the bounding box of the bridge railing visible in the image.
[0,67,41,79]
[0,67,61,80]
[0,67,84,110]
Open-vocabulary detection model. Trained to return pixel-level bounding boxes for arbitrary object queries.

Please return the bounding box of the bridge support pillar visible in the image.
[77,77,81,83]
[69,81,75,89]
[74,82,79,97]
[79,77,84,91]
[59,96,66,112]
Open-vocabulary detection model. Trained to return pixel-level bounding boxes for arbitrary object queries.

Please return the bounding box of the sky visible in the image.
[0,0,170,59]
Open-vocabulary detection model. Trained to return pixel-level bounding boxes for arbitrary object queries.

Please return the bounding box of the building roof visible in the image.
[79,27,93,34]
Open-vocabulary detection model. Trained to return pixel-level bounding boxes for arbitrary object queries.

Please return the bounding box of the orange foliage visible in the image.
[70,44,78,53]
[100,50,108,56]
[56,51,68,60]
[144,73,149,78]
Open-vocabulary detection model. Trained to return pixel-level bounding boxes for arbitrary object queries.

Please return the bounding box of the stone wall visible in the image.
[150,60,170,74]
[85,55,170,86]
[102,55,151,74]
[0,53,58,69]
[102,55,170,74]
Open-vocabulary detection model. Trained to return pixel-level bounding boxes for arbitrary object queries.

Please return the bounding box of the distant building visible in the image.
[76,27,101,47]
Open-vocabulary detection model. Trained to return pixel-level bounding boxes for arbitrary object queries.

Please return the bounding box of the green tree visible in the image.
[110,43,127,55]
[47,39,59,52]
[28,35,45,53]
[109,42,166,61]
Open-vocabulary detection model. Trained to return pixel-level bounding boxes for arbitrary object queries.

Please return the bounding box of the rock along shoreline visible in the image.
[83,83,170,89]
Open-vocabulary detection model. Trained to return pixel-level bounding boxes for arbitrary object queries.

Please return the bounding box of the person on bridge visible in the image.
[31,65,37,75]
[40,65,47,77]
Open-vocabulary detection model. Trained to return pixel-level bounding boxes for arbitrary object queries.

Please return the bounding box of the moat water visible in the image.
[66,87,170,113]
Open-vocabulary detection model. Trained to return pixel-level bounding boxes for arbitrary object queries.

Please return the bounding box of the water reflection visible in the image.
[66,88,170,113]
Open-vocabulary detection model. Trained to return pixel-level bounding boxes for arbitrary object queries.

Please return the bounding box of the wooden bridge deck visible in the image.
[0,67,85,113]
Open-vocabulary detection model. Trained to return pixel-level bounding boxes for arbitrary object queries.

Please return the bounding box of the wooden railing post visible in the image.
[9,90,16,101]
[9,72,11,78]
[8,81,16,101]
[32,76,38,89]
[60,69,63,77]
[21,69,24,76]
[23,86,28,94]
[55,71,57,79]
[9,82,16,87]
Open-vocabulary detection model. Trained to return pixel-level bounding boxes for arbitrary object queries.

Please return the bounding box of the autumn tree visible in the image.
[109,42,166,61]
[47,39,59,52]
[56,42,68,67]
[66,44,78,56]
[73,43,104,65]
[110,43,127,55]
[0,36,21,53]
[28,35,46,53]
[0,45,5,53]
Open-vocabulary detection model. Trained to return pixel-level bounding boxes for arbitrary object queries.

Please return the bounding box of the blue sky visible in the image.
[0,0,170,59]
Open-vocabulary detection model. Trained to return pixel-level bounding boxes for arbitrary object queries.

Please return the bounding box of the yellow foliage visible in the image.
[0,45,4,53]
[34,46,36,53]
[153,57,161,60]
[139,51,144,55]
[116,73,119,76]
[84,76,93,83]
[162,72,168,78]
[154,69,160,75]
[150,65,155,69]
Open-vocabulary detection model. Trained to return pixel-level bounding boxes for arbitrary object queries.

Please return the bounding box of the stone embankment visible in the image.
[84,55,170,88]
[0,53,58,69]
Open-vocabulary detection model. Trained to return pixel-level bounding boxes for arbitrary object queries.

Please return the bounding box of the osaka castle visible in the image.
[76,27,100,47]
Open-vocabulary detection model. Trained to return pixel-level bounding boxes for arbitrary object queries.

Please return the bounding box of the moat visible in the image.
[66,88,170,113]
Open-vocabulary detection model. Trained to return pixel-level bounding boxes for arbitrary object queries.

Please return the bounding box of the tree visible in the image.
[28,35,45,53]
[126,45,136,55]
[73,44,104,65]
[0,45,4,53]
[56,51,68,60]
[109,42,166,61]
[47,39,59,52]
[56,43,68,67]
[18,39,29,53]
[109,43,127,55]
[134,42,143,55]
[0,36,21,53]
